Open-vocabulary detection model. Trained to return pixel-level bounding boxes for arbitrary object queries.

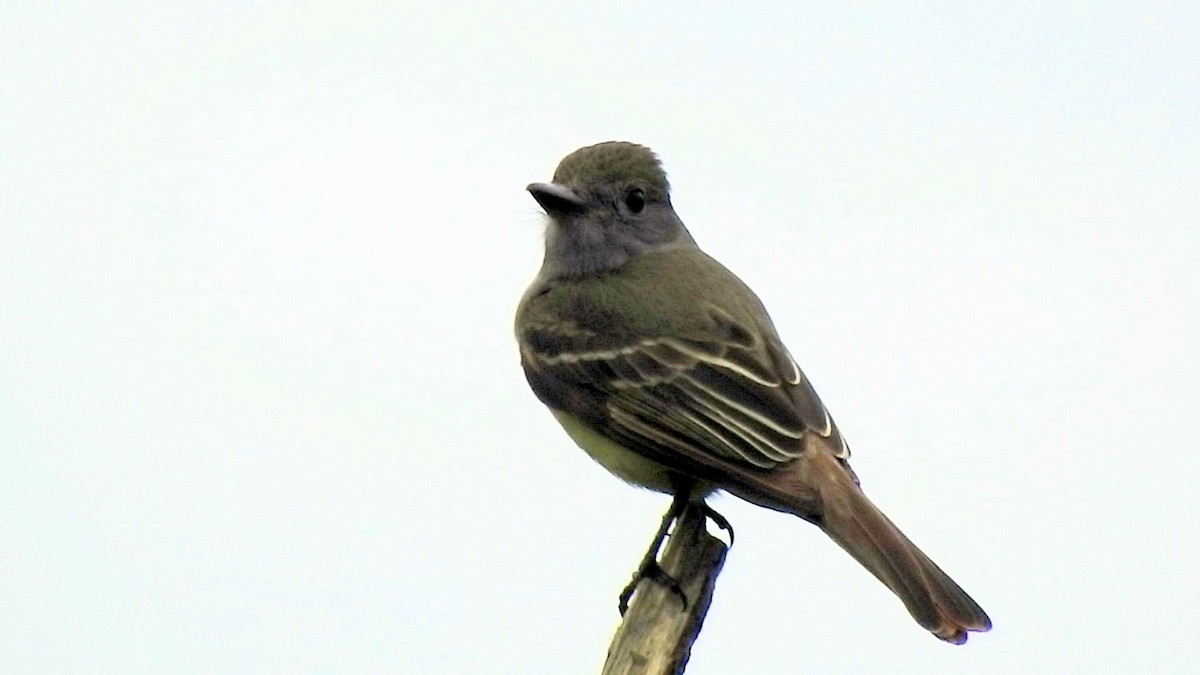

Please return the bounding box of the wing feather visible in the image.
[522,304,847,470]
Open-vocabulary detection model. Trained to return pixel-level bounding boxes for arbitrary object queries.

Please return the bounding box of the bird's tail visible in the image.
[813,462,992,644]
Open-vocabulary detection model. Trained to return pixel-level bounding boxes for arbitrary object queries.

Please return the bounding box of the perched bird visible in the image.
[514,141,991,644]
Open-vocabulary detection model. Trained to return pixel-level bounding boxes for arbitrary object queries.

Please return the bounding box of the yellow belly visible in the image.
[551,410,675,492]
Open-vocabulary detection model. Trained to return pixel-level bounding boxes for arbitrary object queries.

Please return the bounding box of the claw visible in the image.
[701,503,735,546]
[619,560,689,615]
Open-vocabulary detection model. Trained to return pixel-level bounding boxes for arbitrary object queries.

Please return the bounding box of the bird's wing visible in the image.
[521,301,850,472]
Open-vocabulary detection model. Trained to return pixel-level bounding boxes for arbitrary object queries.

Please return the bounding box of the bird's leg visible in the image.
[618,491,690,615]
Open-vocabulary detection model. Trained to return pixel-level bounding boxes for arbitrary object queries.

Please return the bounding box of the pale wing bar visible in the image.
[535,333,825,469]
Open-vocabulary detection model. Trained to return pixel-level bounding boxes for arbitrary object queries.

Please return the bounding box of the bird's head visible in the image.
[529,141,694,280]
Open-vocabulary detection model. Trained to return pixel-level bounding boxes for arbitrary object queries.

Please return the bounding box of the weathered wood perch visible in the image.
[602,502,729,675]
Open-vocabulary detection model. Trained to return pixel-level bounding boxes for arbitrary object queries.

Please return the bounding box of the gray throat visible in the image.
[538,211,697,282]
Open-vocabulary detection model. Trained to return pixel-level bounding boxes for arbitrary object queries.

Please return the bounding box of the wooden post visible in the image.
[602,503,729,675]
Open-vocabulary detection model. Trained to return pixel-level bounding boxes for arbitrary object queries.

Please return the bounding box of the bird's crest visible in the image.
[553,141,670,201]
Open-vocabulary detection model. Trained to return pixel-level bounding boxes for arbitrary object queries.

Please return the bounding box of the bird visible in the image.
[514,141,991,644]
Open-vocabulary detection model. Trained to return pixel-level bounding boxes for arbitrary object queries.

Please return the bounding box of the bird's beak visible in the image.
[527,182,587,216]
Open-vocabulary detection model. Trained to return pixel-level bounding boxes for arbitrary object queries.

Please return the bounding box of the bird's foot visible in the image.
[617,491,691,615]
[616,492,734,615]
[618,558,688,616]
[700,503,735,546]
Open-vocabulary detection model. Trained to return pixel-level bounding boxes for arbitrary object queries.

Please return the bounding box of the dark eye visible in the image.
[624,189,646,214]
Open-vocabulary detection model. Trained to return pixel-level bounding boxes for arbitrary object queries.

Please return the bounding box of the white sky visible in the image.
[2,3,1197,673]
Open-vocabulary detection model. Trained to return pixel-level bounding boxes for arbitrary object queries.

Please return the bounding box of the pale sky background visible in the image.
[2,3,1197,674]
